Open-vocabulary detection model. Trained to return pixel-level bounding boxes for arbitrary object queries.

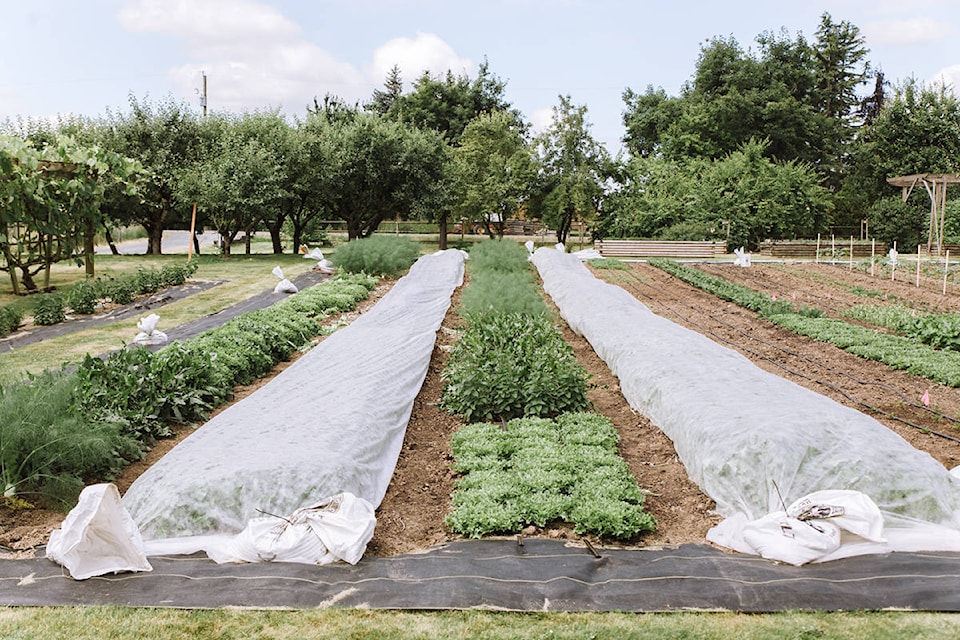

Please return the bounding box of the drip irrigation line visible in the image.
[611,268,960,445]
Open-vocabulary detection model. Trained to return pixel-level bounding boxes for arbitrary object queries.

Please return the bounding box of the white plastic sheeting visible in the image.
[532,247,960,562]
[123,250,465,549]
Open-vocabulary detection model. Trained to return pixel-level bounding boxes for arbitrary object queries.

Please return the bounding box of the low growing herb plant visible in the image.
[446,413,656,539]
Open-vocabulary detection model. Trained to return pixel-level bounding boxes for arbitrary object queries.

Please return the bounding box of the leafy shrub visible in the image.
[67,279,103,315]
[0,371,141,508]
[446,413,655,539]
[441,313,589,421]
[333,235,420,277]
[33,293,66,326]
[0,304,23,336]
[104,277,138,305]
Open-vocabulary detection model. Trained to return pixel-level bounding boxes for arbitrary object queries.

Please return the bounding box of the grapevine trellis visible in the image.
[887,173,960,256]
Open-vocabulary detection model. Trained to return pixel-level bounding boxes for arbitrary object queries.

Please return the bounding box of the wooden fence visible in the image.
[594,240,727,259]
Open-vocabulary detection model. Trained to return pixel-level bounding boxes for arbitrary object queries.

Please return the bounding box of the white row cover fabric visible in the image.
[123,250,465,555]
[46,484,152,580]
[532,247,960,563]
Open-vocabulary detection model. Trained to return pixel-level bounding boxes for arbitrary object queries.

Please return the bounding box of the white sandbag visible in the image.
[271,266,299,293]
[144,492,375,565]
[133,313,168,345]
[46,484,152,580]
[303,247,325,261]
[316,258,336,274]
[531,247,960,562]
[733,247,751,267]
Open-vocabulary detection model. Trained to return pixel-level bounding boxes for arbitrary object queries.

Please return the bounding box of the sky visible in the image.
[1,0,959,154]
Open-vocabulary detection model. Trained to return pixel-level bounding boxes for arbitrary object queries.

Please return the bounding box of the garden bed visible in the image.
[4,259,960,559]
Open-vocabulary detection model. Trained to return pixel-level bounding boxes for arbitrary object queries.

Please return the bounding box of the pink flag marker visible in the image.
[921,389,930,407]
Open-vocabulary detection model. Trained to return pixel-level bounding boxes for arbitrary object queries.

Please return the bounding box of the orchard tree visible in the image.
[306,112,448,239]
[177,112,284,256]
[452,111,536,238]
[98,95,203,254]
[530,96,610,245]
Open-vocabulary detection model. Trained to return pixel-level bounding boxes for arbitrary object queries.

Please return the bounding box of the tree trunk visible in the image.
[84,215,96,278]
[266,217,285,254]
[105,227,120,255]
[245,230,252,255]
[221,232,232,256]
[193,231,201,255]
[20,266,37,292]
[438,213,448,250]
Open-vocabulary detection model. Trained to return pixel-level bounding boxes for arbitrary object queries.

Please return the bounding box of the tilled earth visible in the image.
[4,259,960,558]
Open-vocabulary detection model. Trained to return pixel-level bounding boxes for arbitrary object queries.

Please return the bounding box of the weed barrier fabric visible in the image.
[122,250,465,542]
[5,540,960,611]
[531,248,960,562]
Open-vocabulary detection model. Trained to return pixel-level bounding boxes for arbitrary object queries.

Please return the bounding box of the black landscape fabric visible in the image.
[3,540,960,612]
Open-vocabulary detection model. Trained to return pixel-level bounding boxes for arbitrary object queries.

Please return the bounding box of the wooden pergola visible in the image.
[886,173,960,255]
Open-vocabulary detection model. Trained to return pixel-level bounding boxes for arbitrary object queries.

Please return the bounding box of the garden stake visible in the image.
[582,538,601,559]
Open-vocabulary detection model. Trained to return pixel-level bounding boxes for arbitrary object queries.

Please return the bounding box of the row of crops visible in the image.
[0,271,377,507]
[649,259,960,387]
[439,240,656,540]
[534,248,960,563]
[0,262,199,335]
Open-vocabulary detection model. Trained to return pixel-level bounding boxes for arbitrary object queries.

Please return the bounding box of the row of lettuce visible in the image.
[0,262,200,335]
[439,240,656,540]
[648,258,960,387]
[0,270,377,506]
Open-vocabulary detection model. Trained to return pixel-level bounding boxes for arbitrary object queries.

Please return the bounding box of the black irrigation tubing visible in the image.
[612,269,960,445]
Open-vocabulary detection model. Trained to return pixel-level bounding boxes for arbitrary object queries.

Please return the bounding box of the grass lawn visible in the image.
[1,608,959,639]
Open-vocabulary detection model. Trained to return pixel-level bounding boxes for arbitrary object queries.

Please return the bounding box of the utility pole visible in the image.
[200,71,208,117]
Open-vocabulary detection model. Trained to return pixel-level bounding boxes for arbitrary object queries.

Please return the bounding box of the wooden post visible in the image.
[816,233,821,264]
[849,236,854,270]
[945,250,950,296]
[831,234,836,262]
[187,203,197,261]
[891,240,897,281]
[871,239,876,277]
[916,245,921,287]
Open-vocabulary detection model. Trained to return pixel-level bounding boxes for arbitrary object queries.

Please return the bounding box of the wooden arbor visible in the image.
[886,173,960,255]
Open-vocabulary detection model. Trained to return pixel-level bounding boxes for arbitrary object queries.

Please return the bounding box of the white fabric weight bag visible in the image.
[46,483,152,580]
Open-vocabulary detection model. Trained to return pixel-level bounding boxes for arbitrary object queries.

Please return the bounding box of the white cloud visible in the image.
[863,17,955,46]
[529,107,554,135]
[928,63,960,92]
[370,33,473,87]
[116,1,474,115]
[118,0,299,45]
